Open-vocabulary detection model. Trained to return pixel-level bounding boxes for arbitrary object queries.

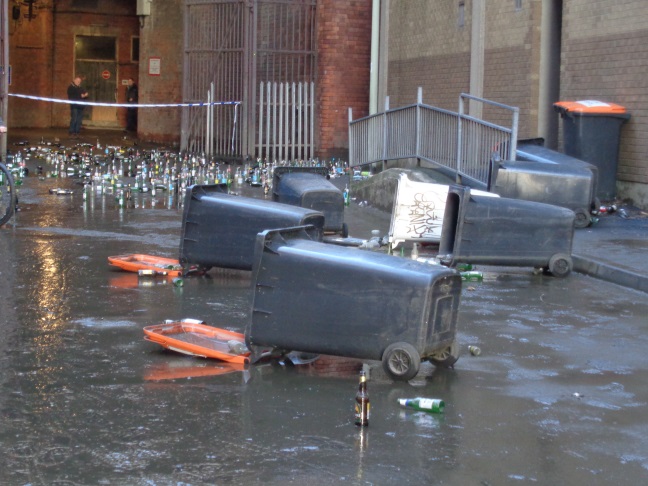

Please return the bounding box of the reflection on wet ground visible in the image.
[1,137,648,484]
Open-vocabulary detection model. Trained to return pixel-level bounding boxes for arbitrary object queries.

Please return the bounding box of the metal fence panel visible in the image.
[257,81,314,161]
[349,92,519,189]
[385,106,418,161]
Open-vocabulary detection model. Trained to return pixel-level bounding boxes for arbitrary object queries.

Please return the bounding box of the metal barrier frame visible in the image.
[349,89,519,189]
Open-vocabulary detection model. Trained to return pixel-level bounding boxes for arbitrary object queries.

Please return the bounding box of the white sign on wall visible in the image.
[148,57,161,76]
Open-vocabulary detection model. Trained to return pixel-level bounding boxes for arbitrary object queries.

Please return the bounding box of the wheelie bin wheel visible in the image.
[573,208,592,229]
[382,342,421,381]
[548,253,572,278]
[429,341,460,368]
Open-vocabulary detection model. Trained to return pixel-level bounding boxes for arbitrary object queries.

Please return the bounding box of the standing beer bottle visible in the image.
[354,370,370,426]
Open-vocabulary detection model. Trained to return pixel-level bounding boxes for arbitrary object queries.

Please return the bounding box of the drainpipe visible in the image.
[369,0,380,115]
[469,0,485,119]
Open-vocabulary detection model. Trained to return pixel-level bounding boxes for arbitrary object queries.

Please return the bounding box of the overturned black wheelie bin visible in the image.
[246,226,462,381]
[438,185,575,277]
[180,185,325,271]
[272,167,348,237]
[493,140,599,228]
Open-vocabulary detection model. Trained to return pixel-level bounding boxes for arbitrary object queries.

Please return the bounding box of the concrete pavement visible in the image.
[572,208,648,293]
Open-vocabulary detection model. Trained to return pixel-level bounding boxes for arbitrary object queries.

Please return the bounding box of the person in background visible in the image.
[0,116,19,211]
[67,76,88,138]
[126,78,138,132]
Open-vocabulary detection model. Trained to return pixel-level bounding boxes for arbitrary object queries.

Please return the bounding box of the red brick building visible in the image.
[9,0,139,130]
[7,0,373,159]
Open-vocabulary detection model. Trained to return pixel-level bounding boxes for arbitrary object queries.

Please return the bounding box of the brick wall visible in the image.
[561,0,648,187]
[8,6,54,128]
[316,0,372,160]
[387,0,470,111]
[137,0,184,145]
[9,0,138,129]
[386,0,648,203]
[387,0,539,137]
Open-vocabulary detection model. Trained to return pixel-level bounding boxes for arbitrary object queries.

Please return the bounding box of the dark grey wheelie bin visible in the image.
[272,167,348,237]
[438,185,575,277]
[179,185,325,271]
[246,226,462,381]
[554,100,630,200]
[493,140,599,228]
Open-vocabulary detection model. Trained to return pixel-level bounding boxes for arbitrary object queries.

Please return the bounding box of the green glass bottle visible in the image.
[398,397,444,413]
[460,271,483,282]
[456,262,473,271]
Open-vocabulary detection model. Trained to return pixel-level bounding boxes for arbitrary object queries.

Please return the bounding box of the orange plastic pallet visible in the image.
[108,253,184,277]
[143,319,251,365]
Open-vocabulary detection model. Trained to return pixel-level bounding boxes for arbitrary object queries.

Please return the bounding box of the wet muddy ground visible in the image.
[1,135,648,484]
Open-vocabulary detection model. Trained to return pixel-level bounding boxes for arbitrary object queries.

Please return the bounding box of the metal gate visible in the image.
[183,0,317,161]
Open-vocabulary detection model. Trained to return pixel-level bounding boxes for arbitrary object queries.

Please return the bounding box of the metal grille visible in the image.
[183,0,317,161]
[183,0,247,158]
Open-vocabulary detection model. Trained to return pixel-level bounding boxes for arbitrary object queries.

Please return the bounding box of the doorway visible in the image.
[74,35,118,127]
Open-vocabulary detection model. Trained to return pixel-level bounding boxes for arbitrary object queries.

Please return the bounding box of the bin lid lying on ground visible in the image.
[180,184,325,271]
[389,173,498,248]
[272,167,345,233]
[553,100,630,118]
[247,226,461,381]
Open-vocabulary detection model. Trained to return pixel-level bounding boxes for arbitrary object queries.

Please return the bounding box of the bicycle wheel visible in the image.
[0,162,16,226]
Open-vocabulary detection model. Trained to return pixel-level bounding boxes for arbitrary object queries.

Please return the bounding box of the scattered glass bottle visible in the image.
[398,397,445,413]
[355,370,370,427]
[411,243,419,260]
[455,262,473,271]
[138,269,168,277]
[460,271,483,282]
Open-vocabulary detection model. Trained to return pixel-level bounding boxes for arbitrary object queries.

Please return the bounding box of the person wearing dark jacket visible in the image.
[67,76,88,138]
[126,78,138,132]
